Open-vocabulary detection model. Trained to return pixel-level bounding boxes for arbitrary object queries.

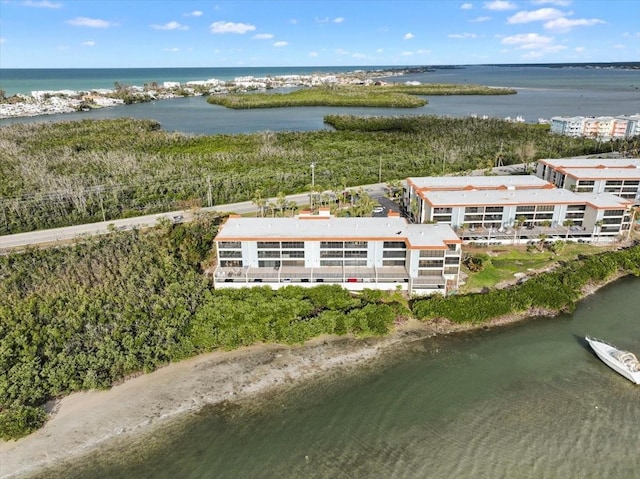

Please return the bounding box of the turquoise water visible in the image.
[36,277,640,479]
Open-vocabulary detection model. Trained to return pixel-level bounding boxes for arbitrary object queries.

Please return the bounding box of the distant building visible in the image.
[550,115,640,140]
[213,209,462,295]
[536,157,640,201]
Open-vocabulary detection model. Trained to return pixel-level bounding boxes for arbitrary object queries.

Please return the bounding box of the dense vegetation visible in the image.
[413,243,640,323]
[0,116,608,234]
[206,84,516,109]
[0,215,401,439]
[1,211,637,439]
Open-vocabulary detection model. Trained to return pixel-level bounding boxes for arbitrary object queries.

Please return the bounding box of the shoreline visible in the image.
[0,273,632,478]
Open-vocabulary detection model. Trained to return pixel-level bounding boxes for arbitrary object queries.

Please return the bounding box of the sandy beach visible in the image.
[0,320,440,479]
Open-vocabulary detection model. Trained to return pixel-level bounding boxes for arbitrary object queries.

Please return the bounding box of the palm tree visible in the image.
[593,220,604,243]
[252,189,266,217]
[276,191,287,216]
[537,233,548,251]
[563,219,575,240]
[513,216,527,244]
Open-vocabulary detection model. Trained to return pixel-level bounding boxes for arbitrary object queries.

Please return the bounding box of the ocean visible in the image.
[1,64,639,134]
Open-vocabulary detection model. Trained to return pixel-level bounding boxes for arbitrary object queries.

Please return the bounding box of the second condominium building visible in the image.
[403,175,634,242]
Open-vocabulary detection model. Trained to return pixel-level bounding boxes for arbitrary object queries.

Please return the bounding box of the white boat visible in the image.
[585,336,640,384]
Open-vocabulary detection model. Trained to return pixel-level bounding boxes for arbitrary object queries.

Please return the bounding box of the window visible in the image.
[219,250,241,258]
[383,259,406,266]
[320,250,343,258]
[445,257,460,265]
[281,251,304,259]
[218,241,241,249]
[603,209,624,217]
[418,270,442,276]
[516,206,535,213]
[420,250,445,258]
[258,260,280,268]
[258,251,280,258]
[344,250,367,258]
[220,260,242,268]
[383,250,406,258]
[344,260,367,266]
[320,241,343,249]
[257,241,279,249]
[281,241,304,249]
[383,241,406,249]
[434,207,452,214]
[344,241,367,249]
[419,260,444,268]
[536,205,554,212]
[444,267,459,275]
[485,206,503,213]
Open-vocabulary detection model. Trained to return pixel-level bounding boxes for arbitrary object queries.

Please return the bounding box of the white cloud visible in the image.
[532,0,572,5]
[151,21,189,31]
[376,48,384,53]
[403,32,414,40]
[334,17,345,23]
[81,40,95,46]
[502,32,568,56]
[164,47,180,52]
[470,16,491,22]
[613,44,625,49]
[273,41,288,47]
[449,32,478,39]
[22,0,62,8]
[574,46,585,52]
[484,1,516,11]
[544,17,605,32]
[316,17,329,23]
[352,52,367,58]
[461,3,473,9]
[210,21,256,34]
[290,19,298,25]
[622,32,640,39]
[502,32,555,49]
[252,33,274,40]
[507,8,564,24]
[184,11,203,17]
[400,51,414,56]
[67,17,116,28]
[335,48,349,55]
[308,51,318,57]
[0,37,6,44]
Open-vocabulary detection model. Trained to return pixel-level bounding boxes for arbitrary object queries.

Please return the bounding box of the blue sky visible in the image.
[0,0,638,68]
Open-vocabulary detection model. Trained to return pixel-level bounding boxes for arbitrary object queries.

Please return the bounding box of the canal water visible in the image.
[36,276,640,479]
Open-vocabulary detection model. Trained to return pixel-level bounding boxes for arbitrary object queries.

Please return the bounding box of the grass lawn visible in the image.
[461,243,619,291]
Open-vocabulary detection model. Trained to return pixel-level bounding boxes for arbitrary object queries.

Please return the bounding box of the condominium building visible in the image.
[403,175,634,242]
[213,209,462,295]
[550,115,640,139]
[536,157,640,201]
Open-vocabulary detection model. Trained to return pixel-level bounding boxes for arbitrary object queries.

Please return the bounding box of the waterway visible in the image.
[35,276,640,479]
[2,65,639,134]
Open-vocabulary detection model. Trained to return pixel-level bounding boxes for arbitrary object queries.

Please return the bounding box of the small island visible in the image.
[206,83,517,109]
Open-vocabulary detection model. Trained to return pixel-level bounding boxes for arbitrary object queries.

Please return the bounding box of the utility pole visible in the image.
[310,162,315,211]
[98,188,106,222]
[207,175,213,208]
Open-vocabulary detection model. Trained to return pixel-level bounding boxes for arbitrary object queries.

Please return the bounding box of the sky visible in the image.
[0,0,638,68]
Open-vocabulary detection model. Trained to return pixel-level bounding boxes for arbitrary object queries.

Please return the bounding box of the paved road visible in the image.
[1,164,526,251]
[0,183,389,251]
